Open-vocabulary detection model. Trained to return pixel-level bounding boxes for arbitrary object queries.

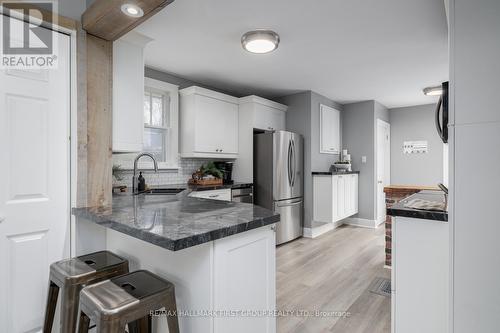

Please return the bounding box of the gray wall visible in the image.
[389,104,443,186]
[277,91,343,228]
[342,101,377,221]
[145,67,245,97]
[342,100,389,221]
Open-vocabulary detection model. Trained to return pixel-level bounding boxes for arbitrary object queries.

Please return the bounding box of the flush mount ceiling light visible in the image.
[121,3,144,18]
[241,30,280,54]
[423,85,443,96]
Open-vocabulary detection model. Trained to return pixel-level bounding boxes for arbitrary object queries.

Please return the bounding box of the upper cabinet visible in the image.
[179,86,239,159]
[233,96,287,183]
[241,95,287,132]
[320,104,340,154]
[112,32,152,152]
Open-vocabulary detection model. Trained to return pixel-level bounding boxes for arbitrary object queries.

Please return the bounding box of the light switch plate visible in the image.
[361,156,367,163]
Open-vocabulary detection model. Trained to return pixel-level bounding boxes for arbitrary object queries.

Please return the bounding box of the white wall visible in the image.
[389,104,444,186]
[450,0,500,332]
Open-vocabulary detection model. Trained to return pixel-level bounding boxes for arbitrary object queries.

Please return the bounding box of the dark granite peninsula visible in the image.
[387,190,448,222]
[73,191,278,251]
[73,190,279,333]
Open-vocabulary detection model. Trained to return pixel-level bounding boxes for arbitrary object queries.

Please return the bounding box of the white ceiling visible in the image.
[135,0,448,108]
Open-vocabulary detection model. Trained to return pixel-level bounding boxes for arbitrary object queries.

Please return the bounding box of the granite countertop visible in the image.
[384,184,440,191]
[387,190,448,222]
[72,191,278,251]
[312,171,360,175]
[145,182,253,192]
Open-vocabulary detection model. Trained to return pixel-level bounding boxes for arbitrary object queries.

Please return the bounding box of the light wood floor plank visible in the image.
[277,225,391,333]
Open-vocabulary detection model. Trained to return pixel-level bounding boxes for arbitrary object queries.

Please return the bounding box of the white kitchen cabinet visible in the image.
[188,188,231,202]
[313,173,359,224]
[392,217,449,333]
[112,32,152,152]
[233,96,287,182]
[214,225,276,333]
[180,86,239,158]
[320,104,341,154]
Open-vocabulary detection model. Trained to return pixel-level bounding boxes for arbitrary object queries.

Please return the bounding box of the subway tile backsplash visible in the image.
[113,155,212,187]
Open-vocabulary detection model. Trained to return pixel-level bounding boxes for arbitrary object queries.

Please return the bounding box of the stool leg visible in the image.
[43,281,59,333]
[60,284,81,333]
[128,316,151,333]
[96,318,125,333]
[164,290,180,333]
[77,311,90,333]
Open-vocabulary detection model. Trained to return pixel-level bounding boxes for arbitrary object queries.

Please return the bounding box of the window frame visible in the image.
[138,78,179,170]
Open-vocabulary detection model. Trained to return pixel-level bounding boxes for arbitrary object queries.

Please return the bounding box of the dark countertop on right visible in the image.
[387,190,448,222]
[312,171,360,175]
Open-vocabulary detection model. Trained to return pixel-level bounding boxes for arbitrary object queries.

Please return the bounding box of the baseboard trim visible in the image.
[343,217,379,229]
[303,220,343,238]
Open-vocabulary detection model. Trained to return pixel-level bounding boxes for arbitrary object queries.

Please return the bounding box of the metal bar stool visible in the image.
[77,270,180,333]
[43,250,129,333]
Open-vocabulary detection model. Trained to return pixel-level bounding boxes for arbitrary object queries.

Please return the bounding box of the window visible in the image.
[143,89,170,161]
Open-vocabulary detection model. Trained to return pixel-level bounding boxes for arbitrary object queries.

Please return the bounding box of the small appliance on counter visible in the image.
[332,149,352,172]
[214,161,234,184]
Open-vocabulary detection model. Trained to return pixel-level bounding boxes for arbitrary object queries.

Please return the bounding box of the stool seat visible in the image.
[78,270,179,333]
[43,251,129,333]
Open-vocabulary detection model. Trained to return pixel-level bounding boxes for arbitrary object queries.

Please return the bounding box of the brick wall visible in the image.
[384,188,423,266]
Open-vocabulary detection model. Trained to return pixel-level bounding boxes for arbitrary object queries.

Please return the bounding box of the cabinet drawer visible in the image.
[188,188,232,201]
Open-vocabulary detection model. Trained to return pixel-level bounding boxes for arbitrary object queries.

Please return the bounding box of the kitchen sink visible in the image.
[139,188,185,195]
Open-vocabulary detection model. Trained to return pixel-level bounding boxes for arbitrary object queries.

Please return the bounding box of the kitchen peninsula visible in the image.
[73,190,279,333]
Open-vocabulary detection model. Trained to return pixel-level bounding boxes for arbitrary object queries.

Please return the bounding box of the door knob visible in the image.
[0,215,5,223]
[378,180,383,184]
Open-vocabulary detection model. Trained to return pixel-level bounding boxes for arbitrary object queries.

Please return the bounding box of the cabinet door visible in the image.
[332,176,340,222]
[345,175,353,216]
[320,104,340,154]
[113,38,145,152]
[352,174,359,215]
[253,105,285,132]
[337,175,346,219]
[194,94,238,154]
[214,227,276,333]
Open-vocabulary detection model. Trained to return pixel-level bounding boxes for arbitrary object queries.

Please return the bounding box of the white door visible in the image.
[0,25,71,333]
[214,227,276,333]
[376,119,391,224]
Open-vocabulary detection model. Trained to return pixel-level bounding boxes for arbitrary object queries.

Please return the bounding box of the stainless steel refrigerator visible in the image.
[254,131,303,245]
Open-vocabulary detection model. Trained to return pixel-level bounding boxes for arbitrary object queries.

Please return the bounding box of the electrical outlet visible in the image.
[361,156,367,163]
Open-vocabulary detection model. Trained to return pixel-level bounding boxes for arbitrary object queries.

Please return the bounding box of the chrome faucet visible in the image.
[132,153,159,193]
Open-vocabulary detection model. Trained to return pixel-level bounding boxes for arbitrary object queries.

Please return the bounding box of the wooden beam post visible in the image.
[86,35,113,207]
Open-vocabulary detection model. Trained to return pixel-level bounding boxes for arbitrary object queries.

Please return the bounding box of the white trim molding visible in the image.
[303,220,343,238]
[343,217,382,229]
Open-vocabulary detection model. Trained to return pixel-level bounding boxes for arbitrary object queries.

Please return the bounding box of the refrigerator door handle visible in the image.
[287,139,293,187]
[435,96,445,142]
[276,199,302,207]
[292,139,297,187]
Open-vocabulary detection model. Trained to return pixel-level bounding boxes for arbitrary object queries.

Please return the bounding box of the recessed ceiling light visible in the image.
[423,85,443,96]
[121,4,144,18]
[241,30,280,54]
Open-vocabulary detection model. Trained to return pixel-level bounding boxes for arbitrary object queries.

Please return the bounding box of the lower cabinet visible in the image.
[214,226,276,333]
[392,217,449,333]
[313,173,359,224]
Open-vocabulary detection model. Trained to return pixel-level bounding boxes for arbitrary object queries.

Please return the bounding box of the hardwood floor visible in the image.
[276,225,390,333]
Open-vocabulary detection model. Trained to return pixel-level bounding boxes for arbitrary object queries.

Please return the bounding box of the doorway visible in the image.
[376,119,391,225]
[0,17,72,332]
